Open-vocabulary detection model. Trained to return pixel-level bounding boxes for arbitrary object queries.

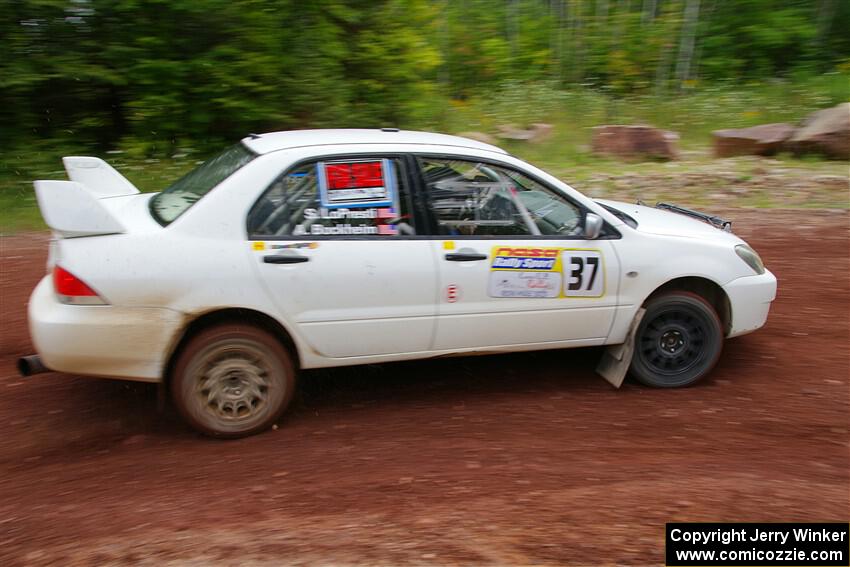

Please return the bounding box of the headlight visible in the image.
[735,244,765,275]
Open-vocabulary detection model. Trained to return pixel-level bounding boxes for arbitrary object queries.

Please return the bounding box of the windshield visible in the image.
[150,143,256,225]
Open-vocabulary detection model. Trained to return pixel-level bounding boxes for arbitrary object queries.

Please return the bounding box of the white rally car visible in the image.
[21,129,777,437]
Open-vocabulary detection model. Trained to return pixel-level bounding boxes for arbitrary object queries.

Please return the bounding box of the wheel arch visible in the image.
[643,276,732,335]
[163,308,301,387]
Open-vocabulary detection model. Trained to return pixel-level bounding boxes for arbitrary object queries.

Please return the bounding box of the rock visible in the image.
[456,131,497,145]
[495,123,553,143]
[813,175,849,187]
[788,103,850,159]
[527,123,553,143]
[711,123,794,157]
[591,125,678,161]
[495,124,525,140]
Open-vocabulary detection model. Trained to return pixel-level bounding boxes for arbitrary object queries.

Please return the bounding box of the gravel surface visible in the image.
[0,210,848,566]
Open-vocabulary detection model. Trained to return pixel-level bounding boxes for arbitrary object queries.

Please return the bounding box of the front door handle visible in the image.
[445,252,488,262]
[264,255,309,264]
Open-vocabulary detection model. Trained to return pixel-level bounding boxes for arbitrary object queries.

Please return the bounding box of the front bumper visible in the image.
[28,276,184,382]
[723,269,778,338]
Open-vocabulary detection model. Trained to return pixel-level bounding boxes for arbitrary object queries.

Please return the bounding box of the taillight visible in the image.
[53,266,107,305]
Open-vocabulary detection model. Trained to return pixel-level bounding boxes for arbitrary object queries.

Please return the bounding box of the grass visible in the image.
[2,75,848,233]
[441,72,849,149]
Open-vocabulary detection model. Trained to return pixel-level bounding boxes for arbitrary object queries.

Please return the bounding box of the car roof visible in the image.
[241,129,508,156]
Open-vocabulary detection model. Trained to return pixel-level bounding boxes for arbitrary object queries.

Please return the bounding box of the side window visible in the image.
[248,157,414,237]
[419,157,583,237]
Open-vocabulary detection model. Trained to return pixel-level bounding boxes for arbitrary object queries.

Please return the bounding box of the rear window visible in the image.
[150,143,256,225]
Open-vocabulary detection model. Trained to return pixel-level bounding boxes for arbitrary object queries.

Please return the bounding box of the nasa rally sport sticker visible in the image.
[488,246,606,299]
[488,246,562,298]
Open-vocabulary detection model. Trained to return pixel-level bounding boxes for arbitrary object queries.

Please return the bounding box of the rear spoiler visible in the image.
[34,157,140,238]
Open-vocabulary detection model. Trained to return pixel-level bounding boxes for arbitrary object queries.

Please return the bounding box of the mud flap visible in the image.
[596,308,645,388]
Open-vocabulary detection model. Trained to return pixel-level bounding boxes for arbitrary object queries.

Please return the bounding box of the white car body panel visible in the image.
[26,130,778,382]
[431,239,621,350]
[28,277,182,381]
[596,199,739,239]
[241,129,508,156]
[251,240,439,358]
[722,271,778,337]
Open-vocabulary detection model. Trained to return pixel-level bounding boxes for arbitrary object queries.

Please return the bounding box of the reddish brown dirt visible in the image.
[1,210,848,566]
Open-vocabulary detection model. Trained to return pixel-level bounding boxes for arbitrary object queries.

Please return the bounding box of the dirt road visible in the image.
[1,210,848,566]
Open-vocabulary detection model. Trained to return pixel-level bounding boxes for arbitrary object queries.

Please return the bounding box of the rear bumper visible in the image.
[723,269,778,338]
[28,276,183,382]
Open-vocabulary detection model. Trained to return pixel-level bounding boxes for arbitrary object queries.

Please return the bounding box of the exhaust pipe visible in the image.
[18,355,49,377]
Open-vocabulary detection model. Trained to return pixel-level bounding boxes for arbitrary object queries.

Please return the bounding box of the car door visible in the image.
[415,156,621,351]
[247,154,437,359]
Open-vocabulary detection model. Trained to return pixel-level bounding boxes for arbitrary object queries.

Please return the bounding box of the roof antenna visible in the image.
[380,127,400,132]
[248,133,262,139]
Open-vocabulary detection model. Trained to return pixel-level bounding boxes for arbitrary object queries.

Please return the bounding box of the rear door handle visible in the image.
[445,253,488,262]
[264,255,309,264]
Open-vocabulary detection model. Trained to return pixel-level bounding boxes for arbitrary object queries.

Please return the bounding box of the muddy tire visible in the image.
[630,291,723,388]
[171,324,296,438]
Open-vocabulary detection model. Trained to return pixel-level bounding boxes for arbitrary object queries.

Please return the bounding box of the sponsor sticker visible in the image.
[446,284,460,303]
[489,271,561,298]
[490,246,560,271]
[488,246,563,298]
[488,246,605,299]
[269,242,319,250]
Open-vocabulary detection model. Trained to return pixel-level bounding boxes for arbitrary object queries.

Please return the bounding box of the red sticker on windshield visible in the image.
[318,159,395,208]
[325,161,384,190]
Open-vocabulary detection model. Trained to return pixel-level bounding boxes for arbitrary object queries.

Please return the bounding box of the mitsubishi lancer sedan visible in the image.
[20,129,777,437]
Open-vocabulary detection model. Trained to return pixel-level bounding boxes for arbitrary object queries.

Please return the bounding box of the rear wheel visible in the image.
[630,292,723,388]
[171,324,296,438]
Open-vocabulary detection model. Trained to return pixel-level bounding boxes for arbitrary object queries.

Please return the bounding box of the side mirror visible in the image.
[583,212,603,240]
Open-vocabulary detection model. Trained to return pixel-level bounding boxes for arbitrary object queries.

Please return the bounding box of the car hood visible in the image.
[596,199,744,244]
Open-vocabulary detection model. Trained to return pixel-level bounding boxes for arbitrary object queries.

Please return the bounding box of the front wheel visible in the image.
[171,324,296,438]
[630,292,723,388]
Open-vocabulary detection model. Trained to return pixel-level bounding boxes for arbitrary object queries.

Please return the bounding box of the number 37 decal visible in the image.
[563,250,605,297]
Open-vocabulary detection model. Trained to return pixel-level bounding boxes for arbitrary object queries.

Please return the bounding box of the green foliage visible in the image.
[0,0,847,158]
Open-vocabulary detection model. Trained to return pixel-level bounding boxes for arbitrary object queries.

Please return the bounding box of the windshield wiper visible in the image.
[655,202,732,232]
